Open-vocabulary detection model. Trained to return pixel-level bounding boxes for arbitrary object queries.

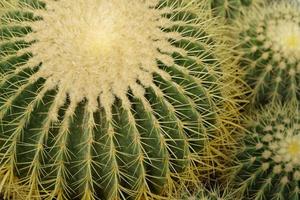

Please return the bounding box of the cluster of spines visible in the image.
[0,0,243,200]
[178,183,235,200]
[210,0,253,20]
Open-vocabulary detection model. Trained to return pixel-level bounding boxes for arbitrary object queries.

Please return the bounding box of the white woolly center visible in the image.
[25,0,182,111]
[276,135,300,165]
[267,20,300,59]
[259,120,300,180]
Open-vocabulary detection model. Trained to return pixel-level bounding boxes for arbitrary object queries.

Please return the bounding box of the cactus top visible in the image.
[244,2,300,63]
[256,120,300,177]
[237,2,300,105]
[264,8,300,63]
[17,0,189,113]
[235,105,300,200]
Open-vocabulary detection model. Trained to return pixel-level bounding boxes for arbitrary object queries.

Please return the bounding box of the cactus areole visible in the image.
[0,0,239,199]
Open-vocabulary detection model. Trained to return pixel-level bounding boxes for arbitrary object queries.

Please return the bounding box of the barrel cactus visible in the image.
[0,0,242,199]
[234,104,300,199]
[236,1,300,106]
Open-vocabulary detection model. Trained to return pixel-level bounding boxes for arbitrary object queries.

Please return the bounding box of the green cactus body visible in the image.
[0,0,242,199]
[210,0,253,19]
[234,104,300,200]
[237,2,300,106]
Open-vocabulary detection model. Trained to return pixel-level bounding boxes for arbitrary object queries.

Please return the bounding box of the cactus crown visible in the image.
[0,0,242,199]
[18,0,188,112]
[264,5,300,62]
[235,104,300,199]
[237,1,300,106]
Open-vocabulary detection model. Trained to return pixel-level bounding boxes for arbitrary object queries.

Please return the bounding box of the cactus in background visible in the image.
[210,0,253,20]
[234,104,300,200]
[236,1,300,106]
[0,0,243,199]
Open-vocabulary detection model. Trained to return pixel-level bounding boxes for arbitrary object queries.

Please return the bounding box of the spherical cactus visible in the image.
[234,104,300,200]
[0,0,242,199]
[236,1,300,106]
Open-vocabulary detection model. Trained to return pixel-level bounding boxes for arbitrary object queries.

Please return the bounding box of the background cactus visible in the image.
[233,104,300,200]
[236,1,300,106]
[0,0,243,199]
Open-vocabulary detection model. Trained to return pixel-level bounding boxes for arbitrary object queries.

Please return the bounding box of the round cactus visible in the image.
[234,104,300,200]
[0,0,242,199]
[236,1,300,106]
